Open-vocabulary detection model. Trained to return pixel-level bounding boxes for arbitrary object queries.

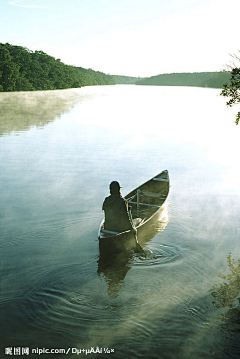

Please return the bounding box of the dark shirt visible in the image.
[102,194,133,232]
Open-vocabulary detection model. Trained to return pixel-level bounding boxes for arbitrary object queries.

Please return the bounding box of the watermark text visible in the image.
[5,347,115,356]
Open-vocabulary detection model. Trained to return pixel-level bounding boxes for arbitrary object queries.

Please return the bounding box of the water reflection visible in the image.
[97,206,169,296]
[0,88,90,136]
[210,254,240,333]
[1,84,239,357]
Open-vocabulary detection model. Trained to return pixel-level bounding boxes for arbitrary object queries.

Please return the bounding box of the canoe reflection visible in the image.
[97,205,169,295]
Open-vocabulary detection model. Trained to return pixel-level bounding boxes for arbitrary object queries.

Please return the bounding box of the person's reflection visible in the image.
[97,244,133,296]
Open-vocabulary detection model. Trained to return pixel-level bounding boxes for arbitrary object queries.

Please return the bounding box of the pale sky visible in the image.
[1,0,240,77]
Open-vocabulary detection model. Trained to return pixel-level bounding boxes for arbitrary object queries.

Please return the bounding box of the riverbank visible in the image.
[113,71,230,88]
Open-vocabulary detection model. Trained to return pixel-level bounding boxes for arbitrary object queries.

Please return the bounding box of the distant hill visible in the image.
[112,75,143,84]
[0,43,231,92]
[135,72,231,88]
[0,43,115,92]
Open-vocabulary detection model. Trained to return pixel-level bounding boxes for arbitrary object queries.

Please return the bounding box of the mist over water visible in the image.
[0,85,240,358]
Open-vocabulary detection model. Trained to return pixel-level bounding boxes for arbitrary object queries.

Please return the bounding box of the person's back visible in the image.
[102,181,135,233]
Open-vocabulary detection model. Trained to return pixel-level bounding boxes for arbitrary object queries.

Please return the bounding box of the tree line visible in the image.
[0,43,115,92]
[112,75,140,84]
[135,71,231,88]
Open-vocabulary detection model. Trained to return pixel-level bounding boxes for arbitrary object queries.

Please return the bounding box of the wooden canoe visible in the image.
[98,170,170,250]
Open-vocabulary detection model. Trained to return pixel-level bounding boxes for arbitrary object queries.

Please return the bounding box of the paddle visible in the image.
[128,210,146,256]
[134,230,146,256]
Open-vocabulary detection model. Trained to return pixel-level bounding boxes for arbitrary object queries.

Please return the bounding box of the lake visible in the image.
[0,85,239,358]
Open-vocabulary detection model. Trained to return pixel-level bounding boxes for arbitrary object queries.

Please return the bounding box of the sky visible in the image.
[1,0,240,77]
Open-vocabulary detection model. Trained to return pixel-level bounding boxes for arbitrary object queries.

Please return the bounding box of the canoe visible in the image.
[98,170,170,249]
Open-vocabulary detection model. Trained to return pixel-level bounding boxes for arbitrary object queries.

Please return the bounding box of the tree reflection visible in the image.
[210,254,240,332]
[0,89,86,136]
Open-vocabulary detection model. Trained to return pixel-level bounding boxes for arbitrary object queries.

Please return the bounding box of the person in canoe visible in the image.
[102,181,137,235]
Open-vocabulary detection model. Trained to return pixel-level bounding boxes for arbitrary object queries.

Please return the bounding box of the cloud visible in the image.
[9,0,50,9]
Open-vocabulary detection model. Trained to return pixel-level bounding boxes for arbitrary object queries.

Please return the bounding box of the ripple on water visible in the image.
[11,240,182,342]
[14,261,123,337]
[0,216,98,250]
[131,243,181,267]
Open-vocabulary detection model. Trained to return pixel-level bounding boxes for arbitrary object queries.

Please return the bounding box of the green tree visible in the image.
[4,44,33,91]
[0,44,18,91]
[0,43,115,92]
[220,51,240,125]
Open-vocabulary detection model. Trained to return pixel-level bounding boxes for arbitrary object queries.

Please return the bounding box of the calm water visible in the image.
[0,85,240,358]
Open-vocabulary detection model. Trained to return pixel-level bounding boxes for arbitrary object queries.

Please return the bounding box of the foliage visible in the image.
[220,51,240,125]
[0,43,115,92]
[211,254,240,309]
[135,71,231,89]
[210,254,240,333]
[112,75,141,84]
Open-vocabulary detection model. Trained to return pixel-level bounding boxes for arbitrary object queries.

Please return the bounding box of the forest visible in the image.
[113,75,141,84]
[0,42,232,92]
[0,43,115,92]
[135,72,231,88]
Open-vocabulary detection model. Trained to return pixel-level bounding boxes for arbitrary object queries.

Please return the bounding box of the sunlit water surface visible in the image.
[0,85,240,358]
